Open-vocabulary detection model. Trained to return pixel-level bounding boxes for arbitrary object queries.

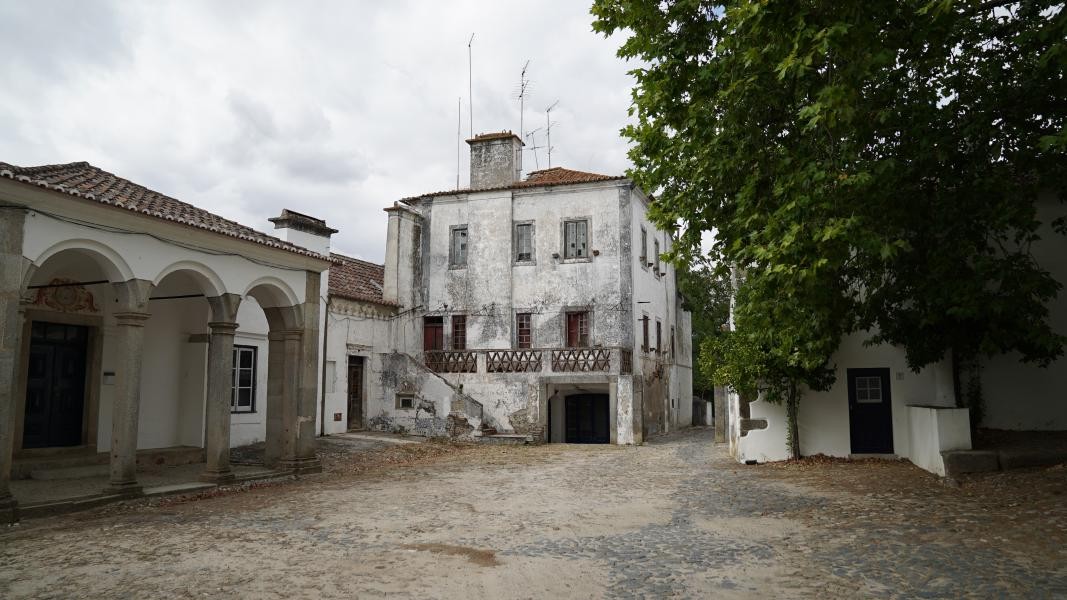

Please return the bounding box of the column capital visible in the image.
[114,311,151,327]
[208,321,239,334]
[207,293,242,324]
[113,279,155,313]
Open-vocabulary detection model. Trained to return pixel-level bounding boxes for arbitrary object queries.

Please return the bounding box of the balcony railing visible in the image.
[424,347,627,375]
[551,348,612,372]
[424,350,477,373]
[487,350,543,373]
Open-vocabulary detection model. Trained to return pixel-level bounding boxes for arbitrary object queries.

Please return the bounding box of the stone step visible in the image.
[479,434,532,446]
[29,464,109,481]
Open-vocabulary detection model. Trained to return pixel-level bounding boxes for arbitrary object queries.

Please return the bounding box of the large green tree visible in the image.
[594,0,1067,449]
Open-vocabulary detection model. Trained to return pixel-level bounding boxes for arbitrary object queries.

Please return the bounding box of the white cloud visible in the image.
[0,0,637,262]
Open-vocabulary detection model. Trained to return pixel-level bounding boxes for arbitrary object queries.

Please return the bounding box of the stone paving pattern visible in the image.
[1,428,1065,599]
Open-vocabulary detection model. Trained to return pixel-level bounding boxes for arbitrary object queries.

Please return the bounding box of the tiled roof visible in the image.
[328,252,397,307]
[0,161,329,260]
[401,166,627,202]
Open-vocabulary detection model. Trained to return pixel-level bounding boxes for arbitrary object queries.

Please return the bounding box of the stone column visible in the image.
[108,279,153,496]
[200,294,241,483]
[0,208,28,522]
[264,331,287,468]
[281,271,323,474]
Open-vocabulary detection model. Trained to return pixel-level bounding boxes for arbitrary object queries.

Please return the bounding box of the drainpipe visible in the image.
[320,296,330,437]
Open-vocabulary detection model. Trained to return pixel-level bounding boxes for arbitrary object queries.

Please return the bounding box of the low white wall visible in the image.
[907,406,972,476]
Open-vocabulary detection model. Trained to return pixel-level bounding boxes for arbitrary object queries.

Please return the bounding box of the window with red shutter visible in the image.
[423,317,444,350]
[452,315,467,350]
[566,311,590,348]
[516,313,532,348]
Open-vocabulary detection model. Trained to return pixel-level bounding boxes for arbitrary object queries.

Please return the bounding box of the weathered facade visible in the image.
[0,162,330,522]
[325,131,694,444]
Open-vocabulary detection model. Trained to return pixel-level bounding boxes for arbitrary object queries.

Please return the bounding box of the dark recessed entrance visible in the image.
[23,321,90,449]
[847,368,894,454]
[565,393,610,444]
[347,356,365,430]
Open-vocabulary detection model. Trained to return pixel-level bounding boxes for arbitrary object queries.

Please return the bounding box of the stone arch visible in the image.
[243,276,300,308]
[31,239,135,283]
[153,260,227,298]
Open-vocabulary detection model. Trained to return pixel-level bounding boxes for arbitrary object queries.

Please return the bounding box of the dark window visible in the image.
[450,226,468,267]
[566,311,590,348]
[563,219,588,259]
[670,326,676,360]
[423,317,444,350]
[640,227,648,265]
[656,320,662,354]
[641,316,650,352]
[231,345,257,413]
[653,239,661,274]
[516,313,532,348]
[452,315,467,350]
[396,393,415,409]
[515,223,534,262]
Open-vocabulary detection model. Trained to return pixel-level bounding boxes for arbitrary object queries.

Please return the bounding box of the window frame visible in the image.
[449,224,469,269]
[451,314,467,350]
[395,393,416,410]
[515,312,533,349]
[231,344,257,414]
[565,310,591,348]
[561,217,592,262]
[656,319,662,354]
[423,316,444,351]
[513,220,536,265]
[653,238,661,276]
[641,315,650,353]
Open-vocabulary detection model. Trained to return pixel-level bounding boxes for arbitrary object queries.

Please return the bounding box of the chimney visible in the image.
[268,208,338,256]
[466,131,524,189]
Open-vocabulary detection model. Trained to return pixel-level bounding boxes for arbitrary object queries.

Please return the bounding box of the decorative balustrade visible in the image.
[551,348,612,372]
[424,347,623,374]
[487,350,543,373]
[424,350,477,373]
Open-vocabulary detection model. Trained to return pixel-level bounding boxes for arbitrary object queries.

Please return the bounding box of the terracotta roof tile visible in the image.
[0,161,329,260]
[400,166,627,203]
[328,252,397,307]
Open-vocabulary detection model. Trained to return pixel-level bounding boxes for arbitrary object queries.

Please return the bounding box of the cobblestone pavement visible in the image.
[1,428,1065,599]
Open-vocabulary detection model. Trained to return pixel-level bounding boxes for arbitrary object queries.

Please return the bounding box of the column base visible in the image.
[0,494,19,524]
[199,468,236,484]
[106,481,143,498]
[278,456,322,475]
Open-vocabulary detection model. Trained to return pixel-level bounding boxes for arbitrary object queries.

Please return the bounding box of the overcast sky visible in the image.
[0,1,638,263]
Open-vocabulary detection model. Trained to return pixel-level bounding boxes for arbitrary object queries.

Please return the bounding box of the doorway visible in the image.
[23,321,90,449]
[565,393,610,444]
[847,368,893,454]
[347,356,365,430]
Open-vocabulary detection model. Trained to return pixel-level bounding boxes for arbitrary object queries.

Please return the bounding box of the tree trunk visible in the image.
[786,380,800,460]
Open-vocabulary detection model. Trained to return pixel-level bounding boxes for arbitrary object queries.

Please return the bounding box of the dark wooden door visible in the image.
[23,322,89,449]
[565,394,610,444]
[847,368,893,454]
[347,356,364,430]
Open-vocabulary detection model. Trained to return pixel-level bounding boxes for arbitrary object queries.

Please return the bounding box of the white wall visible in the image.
[322,298,395,435]
[981,193,1067,430]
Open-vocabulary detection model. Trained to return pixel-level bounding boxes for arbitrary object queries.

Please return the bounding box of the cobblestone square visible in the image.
[2,428,1065,599]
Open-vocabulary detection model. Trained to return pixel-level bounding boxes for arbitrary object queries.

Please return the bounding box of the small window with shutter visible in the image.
[450,225,468,268]
[515,222,534,263]
[563,219,588,259]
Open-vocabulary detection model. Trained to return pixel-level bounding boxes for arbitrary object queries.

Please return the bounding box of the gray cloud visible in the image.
[0,1,637,263]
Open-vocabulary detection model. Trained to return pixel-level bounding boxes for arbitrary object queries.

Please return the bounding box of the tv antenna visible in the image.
[545,100,559,167]
[467,33,475,137]
[525,127,544,170]
[516,60,531,140]
[456,96,462,189]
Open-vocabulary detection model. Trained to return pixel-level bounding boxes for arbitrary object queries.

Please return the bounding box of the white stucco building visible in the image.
[322,132,694,444]
[725,192,1067,476]
[0,161,330,522]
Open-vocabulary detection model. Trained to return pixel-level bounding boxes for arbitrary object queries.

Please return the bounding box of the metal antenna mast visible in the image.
[518,60,530,140]
[525,127,544,170]
[456,97,462,189]
[546,100,559,167]
[467,33,475,138]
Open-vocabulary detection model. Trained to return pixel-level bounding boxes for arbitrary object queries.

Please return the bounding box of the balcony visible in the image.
[424,347,631,375]
[424,350,477,373]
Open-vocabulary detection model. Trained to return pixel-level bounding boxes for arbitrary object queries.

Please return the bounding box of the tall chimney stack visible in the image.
[466,131,524,189]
